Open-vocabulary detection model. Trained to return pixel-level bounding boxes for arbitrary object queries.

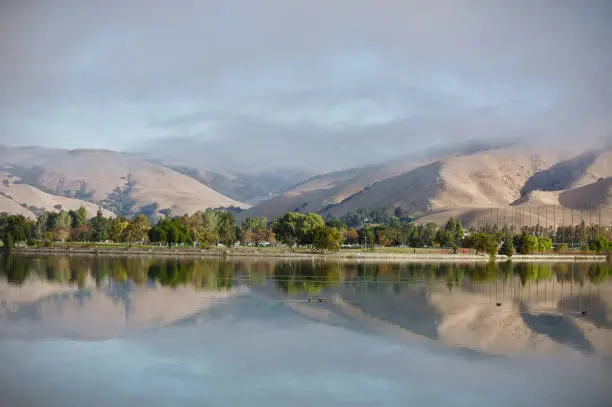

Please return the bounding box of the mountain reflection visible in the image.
[1,255,612,291]
[1,255,612,357]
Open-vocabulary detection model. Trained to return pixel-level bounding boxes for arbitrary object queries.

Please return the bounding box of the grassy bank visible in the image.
[8,244,607,262]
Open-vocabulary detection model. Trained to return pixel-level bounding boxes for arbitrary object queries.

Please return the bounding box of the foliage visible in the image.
[588,237,611,254]
[343,228,359,244]
[501,236,514,256]
[464,232,498,255]
[537,237,553,253]
[272,212,304,246]
[514,231,539,254]
[216,211,236,246]
[313,226,343,251]
[324,218,347,231]
[90,209,110,242]
[122,215,150,245]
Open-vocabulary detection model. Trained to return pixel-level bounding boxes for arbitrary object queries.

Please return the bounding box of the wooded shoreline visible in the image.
[8,246,607,262]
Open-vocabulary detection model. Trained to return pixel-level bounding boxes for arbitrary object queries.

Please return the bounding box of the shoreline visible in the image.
[7,247,607,262]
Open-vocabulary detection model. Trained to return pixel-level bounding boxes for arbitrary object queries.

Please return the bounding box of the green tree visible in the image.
[465,233,497,255]
[297,213,325,246]
[216,211,236,246]
[422,223,439,246]
[201,210,220,245]
[109,217,129,242]
[122,214,150,245]
[74,206,88,227]
[537,237,553,253]
[148,225,167,245]
[501,235,514,256]
[90,209,110,242]
[514,231,538,254]
[588,237,610,254]
[325,218,347,231]
[54,211,72,229]
[272,212,305,246]
[5,232,14,250]
[358,226,375,248]
[36,212,48,240]
[313,226,343,251]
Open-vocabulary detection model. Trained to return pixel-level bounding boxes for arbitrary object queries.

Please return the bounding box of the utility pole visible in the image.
[553,206,556,244]
[545,205,548,238]
[589,202,593,242]
[571,208,574,248]
[530,205,532,230]
[497,208,499,232]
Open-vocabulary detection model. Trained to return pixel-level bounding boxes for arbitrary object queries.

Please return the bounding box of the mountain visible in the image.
[0,145,249,218]
[164,165,312,205]
[0,171,114,217]
[240,144,612,227]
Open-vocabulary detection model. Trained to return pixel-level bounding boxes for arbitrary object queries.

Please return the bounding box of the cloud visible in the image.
[0,0,611,171]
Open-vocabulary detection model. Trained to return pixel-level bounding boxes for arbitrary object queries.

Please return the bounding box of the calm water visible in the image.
[1,255,611,406]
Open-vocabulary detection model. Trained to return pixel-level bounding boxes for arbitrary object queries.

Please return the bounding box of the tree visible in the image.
[122,214,150,245]
[272,212,305,246]
[148,225,167,245]
[537,237,553,253]
[358,227,375,249]
[36,212,48,240]
[501,236,514,257]
[297,213,325,246]
[216,211,236,246]
[394,207,403,218]
[70,225,92,242]
[325,218,347,231]
[588,237,610,254]
[514,231,538,254]
[435,229,452,247]
[241,216,272,244]
[110,217,129,242]
[465,233,497,255]
[201,210,220,245]
[5,232,13,250]
[313,226,343,251]
[343,228,359,244]
[54,211,72,229]
[74,206,88,227]
[90,209,109,242]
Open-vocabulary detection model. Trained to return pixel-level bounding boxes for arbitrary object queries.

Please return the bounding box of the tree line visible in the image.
[1,206,611,254]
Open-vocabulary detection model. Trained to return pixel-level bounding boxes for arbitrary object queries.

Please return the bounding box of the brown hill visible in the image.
[0,173,115,218]
[0,146,248,217]
[241,144,612,228]
[242,146,564,225]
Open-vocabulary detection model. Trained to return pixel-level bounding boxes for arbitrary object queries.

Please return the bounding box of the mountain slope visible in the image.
[242,146,561,223]
[0,173,114,217]
[166,165,312,205]
[0,145,249,217]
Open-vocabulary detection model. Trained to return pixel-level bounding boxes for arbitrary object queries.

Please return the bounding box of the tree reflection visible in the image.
[1,255,611,291]
[273,261,341,294]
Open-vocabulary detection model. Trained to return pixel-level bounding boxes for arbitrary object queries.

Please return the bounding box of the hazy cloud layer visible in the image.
[1,0,611,172]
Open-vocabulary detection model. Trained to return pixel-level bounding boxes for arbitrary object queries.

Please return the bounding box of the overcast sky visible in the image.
[1,0,611,172]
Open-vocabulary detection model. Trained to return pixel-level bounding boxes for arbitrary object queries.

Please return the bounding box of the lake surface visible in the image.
[1,255,611,406]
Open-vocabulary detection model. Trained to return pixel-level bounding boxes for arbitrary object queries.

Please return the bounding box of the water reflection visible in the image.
[1,255,612,357]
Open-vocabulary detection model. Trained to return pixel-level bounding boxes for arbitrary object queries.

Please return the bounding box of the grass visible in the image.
[11,241,604,258]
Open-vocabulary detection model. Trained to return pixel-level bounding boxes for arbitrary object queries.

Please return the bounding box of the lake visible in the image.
[1,255,611,406]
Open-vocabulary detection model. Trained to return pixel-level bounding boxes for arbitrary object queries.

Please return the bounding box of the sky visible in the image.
[1,0,611,172]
